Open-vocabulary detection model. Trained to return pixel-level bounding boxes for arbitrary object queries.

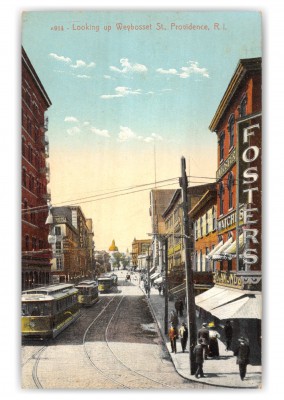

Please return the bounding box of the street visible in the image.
[21,270,207,389]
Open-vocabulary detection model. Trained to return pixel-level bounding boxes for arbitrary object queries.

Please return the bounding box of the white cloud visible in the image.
[118,126,137,142]
[71,60,96,69]
[144,133,163,142]
[76,74,91,79]
[67,127,81,136]
[49,53,71,63]
[64,116,79,123]
[101,86,142,99]
[156,68,178,75]
[104,75,113,80]
[110,58,147,74]
[90,127,110,138]
[156,61,209,79]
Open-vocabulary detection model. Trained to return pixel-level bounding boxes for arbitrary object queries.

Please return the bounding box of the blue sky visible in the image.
[22,11,261,250]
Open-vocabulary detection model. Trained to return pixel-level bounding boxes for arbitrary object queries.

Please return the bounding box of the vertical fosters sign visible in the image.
[238,114,262,270]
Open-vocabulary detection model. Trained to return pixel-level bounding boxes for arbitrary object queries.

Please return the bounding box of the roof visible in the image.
[189,188,217,218]
[209,57,262,132]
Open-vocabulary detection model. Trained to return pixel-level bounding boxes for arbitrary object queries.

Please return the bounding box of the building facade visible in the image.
[21,47,52,290]
[131,238,151,269]
[48,206,95,284]
[195,58,262,364]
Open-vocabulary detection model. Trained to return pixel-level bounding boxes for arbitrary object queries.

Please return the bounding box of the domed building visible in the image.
[109,239,118,252]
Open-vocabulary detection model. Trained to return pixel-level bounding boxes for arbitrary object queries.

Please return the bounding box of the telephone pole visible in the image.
[179,156,197,375]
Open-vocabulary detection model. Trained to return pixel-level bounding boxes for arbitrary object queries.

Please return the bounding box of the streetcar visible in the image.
[98,273,118,293]
[75,280,99,306]
[21,283,80,339]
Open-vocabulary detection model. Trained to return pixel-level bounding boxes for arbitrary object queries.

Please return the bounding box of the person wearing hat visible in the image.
[234,337,250,380]
[193,338,205,378]
[198,322,210,359]
[179,322,188,352]
[168,322,178,353]
[208,322,220,358]
[224,320,233,351]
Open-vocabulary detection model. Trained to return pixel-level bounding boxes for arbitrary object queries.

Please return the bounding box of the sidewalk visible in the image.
[142,284,262,389]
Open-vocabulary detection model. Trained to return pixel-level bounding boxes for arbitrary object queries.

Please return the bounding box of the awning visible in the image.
[211,294,262,320]
[154,276,163,284]
[223,234,244,258]
[195,286,262,320]
[212,237,233,260]
[195,286,244,311]
[206,240,223,259]
[149,267,155,274]
[150,272,160,280]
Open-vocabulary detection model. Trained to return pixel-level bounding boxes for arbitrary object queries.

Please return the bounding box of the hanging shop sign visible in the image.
[217,207,244,233]
[216,148,236,180]
[237,114,262,270]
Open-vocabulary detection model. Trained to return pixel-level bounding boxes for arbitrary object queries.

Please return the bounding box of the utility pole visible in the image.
[147,246,151,298]
[179,156,197,375]
[164,237,169,335]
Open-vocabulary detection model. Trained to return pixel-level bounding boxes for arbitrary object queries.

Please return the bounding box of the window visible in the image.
[194,221,198,240]
[227,172,234,209]
[206,247,210,271]
[56,258,63,270]
[200,217,203,237]
[200,250,203,271]
[239,94,247,117]
[219,182,224,215]
[25,235,29,250]
[205,212,209,234]
[212,206,216,230]
[32,237,37,250]
[22,137,26,157]
[228,114,235,148]
[56,241,62,253]
[219,132,225,162]
[22,168,27,187]
[55,226,61,235]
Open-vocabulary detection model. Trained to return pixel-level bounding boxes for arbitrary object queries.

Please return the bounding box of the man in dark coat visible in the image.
[179,322,188,352]
[193,339,205,378]
[224,320,233,351]
[198,322,210,359]
[234,337,250,380]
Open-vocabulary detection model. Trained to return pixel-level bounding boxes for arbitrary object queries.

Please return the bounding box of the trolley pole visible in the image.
[179,156,197,375]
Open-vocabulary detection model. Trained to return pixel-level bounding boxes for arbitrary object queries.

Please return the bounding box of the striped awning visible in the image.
[211,294,262,320]
[206,240,223,259]
[212,237,233,260]
[223,234,244,258]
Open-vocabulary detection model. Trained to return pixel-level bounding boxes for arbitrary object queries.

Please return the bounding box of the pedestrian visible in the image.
[174,298,180,315]
[234,337,250,381]
[193,338,205,378]
[170,309,179,329]
[179,322,188,352]
[224,320,233,351]
[208,322,220,358]
[179,299,184,317]
[168,322,178,353]
[198,322,210,359]
[158,285,162,295]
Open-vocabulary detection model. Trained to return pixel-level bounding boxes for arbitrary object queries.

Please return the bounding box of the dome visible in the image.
[109,239,118,252]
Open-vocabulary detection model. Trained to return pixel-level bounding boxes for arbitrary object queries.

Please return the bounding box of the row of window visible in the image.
[194,207,217,239]
[218,94,247,163]
[22,138,46,169]
[23,88,41,118]
[24,235,44,251]
[22,168,46,195]
[195,248,214,272]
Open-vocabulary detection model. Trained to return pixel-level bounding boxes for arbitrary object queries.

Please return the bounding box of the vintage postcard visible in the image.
[21,10,262,389]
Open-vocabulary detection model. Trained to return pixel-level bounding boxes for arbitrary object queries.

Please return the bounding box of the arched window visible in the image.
[228,114,235,148]
[239,94,248,117]
[219,131,225,162]
[25,235,29,251]
[219,182,224,215]
[227,172,234,209]
[22,168,27,187]
[22,137,26,157]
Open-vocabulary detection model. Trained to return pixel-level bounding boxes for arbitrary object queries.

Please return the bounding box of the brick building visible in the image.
[21,47,52,290]
[131,238,151,269]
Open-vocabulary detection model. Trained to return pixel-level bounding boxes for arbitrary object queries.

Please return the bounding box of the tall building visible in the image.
[48,206,95,284]
[195,58,262,363]
[21,47,52,290]
[131,238,151,269]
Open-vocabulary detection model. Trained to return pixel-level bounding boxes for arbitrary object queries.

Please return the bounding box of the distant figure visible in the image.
[234,337,250,381]
[224,321,233,351]
[158,285,162,295]
[179,299,184,317]
[168,322,178,353]
[198,322,210,359]
[170,310,179,329]
[193,339,205,378]
[174,299,180,315]
[179,322,188,352]
[208,323,220,358]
